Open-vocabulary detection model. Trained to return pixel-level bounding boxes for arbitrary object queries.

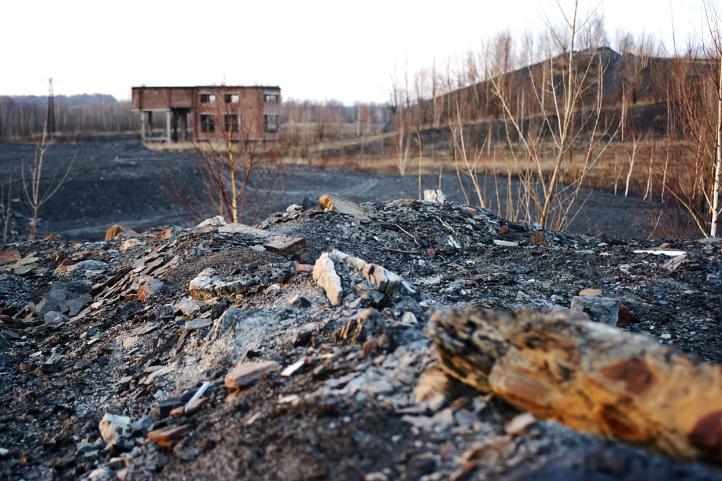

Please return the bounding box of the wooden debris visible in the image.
[319,193,371,223]
[429,308,722,464]
[218,223,305,256]
[147,425,190,448]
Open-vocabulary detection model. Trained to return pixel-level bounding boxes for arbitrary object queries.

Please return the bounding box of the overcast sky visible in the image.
[0,0,715,103]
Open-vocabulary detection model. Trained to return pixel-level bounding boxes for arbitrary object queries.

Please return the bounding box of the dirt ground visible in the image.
[0,138,679,241]
[0,196,721,480]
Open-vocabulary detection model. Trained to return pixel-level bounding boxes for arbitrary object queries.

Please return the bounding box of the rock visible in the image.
[218,223,305,256]
[312,253,343,305]
[0,447,9,457]
[505,412,537,435]
[493,239,519,247]
[147,425,190,448]
[281,357,307,377]
[336,308,384,343]
[135,276,164,301]
[119,238,142,252]
[104,224,137,241]
[196,215,227,228]
[664,254,687,272]
[570,296,619,326]
[0,249,21,266]
[530,230,548,246]
[224,361,280,390]
[365,473,390,481]
[43,310,64,324]
[301,193,317,210]
[579,288,602,297]
[99,413,131,448]
[414,367,449,410]
[60,259,108,275]
[319,193,371,222]
[185,318,213,330]
[189,268,243,300]
[287,294,311,308]
[423,189,447,204]
[87,467,113,481]
[65,294,92,316]
[330,249,416,297]
[618,303,635,327]
[175,297,201,316]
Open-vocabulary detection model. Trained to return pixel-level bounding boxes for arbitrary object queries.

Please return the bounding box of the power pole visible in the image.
[46,78,55,137]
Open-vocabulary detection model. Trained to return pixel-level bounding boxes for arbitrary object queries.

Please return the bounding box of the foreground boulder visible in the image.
[429,308,722,464]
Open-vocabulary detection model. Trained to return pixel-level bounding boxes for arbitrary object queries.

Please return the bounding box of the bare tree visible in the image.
[489,0,618,230]
[665,2,722,237]
[171,93,284,225]
[21,116,72,240]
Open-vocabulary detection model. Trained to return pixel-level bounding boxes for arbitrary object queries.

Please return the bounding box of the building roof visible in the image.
[132,85,280,90]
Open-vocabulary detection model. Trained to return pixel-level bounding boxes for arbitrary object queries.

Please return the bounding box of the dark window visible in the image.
[200,94,216,104]
[224,114,239,132]
[224,94,240,103]
[264,114,279,132]
[200,114,215,133]
[263,93,279,104]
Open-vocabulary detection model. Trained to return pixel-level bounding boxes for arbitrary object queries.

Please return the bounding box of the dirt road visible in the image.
[0,138,678,240]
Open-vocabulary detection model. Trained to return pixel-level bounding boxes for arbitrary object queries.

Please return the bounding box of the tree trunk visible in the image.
[429,308,722,464]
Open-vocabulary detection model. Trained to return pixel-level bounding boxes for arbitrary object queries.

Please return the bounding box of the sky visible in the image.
[0,0,716,104]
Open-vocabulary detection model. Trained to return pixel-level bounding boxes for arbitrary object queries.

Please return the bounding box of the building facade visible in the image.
[131,85,281,143]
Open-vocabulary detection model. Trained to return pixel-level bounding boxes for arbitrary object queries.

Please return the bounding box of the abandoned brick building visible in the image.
[130,86,281,143]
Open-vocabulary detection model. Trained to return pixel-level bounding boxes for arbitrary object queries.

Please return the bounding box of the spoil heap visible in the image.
[0,196,721,480]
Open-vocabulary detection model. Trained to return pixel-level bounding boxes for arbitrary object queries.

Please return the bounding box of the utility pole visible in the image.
[46,78,55,137]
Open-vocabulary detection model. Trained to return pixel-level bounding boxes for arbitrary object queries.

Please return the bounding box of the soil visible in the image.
[0,197,720,480]
[0,138,677,241]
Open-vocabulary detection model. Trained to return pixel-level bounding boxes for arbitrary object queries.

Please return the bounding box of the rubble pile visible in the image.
[0,194,721,480]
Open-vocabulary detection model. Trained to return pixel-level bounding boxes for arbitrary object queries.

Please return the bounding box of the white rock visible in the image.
[312,253,343,305]
[423,189,447,204]
[493,239,519,247]
[196,215,227,228]
[99,413,131,448]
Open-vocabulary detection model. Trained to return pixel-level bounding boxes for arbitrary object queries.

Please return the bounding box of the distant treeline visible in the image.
[0,94,393,142]
[0,94,139,141]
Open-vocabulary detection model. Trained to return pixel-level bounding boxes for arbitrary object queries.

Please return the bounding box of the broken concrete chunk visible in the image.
[99,413,131,448]
[312,253,343,305]
[224,360,280,390]
[570,295,619,326]
[319,193,371,223]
